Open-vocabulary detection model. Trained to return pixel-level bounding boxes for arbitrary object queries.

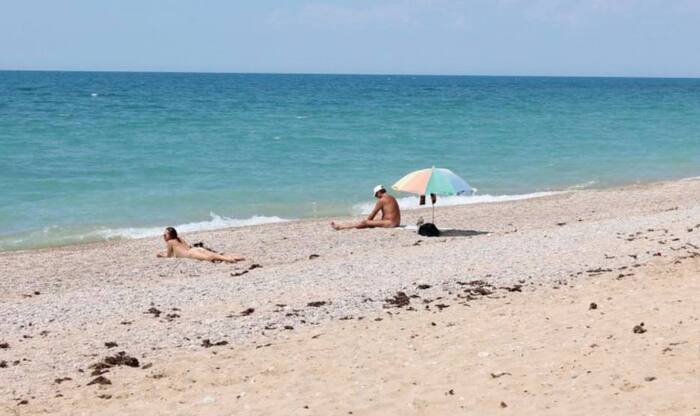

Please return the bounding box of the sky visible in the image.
[1,0,699,77]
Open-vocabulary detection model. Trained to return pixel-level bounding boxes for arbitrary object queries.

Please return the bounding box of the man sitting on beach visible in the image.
[331,185,401,230]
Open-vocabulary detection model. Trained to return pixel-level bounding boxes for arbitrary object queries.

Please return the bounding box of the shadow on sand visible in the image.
[439,229,490,237]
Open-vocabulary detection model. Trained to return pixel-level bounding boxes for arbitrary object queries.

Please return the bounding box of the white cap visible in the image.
[373,185,385,196]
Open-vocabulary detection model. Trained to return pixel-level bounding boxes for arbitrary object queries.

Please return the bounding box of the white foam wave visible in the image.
[0,213,290,251]
[565,180,598,190]
[353,191,563,215]
[94,213,289,240]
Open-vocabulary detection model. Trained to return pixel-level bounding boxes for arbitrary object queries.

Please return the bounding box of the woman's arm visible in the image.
[157,241,175,258]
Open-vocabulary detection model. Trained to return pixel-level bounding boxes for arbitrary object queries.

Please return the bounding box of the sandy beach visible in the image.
[1,179,699,415]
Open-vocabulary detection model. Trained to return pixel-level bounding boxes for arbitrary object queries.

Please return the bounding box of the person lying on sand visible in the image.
[156,227,245,263]
[332,185,401,230]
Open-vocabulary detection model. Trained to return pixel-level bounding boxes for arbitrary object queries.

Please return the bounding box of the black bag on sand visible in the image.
[418,223,440,237]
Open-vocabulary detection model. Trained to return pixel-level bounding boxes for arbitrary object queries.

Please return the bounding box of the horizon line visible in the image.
[1,68,699,80]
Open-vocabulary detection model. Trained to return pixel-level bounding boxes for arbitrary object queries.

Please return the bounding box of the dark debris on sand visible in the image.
[457,280,495,298]
[500,285,522,292]
[104,352,140,367]
[202,339,228,348]
[90,365,109,376]
[586,267,613,276]
[146,307,162,318]
[231,270,249,277]
[307,301,327,307]
[0,342,9,349]
[384,292,410,308]
[104,342,118,348]
[87,376,112,386]
[633,322,647,334]
[165,313,180,321]
[89,351,140,376]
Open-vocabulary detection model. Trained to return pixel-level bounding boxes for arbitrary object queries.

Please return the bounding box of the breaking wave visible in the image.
[0,213,289,251]
[353,191,563,215]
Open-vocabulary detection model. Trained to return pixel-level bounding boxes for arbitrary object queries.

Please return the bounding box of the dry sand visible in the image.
[1,179,699,415]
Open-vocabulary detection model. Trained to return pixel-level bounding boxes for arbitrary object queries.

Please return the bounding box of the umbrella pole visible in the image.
[432,202,435,223]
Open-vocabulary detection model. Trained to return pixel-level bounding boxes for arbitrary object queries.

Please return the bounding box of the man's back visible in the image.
[380,194,401,226]
[330,186,401,230]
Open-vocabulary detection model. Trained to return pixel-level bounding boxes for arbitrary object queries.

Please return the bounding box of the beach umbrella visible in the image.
[392,167,473,223]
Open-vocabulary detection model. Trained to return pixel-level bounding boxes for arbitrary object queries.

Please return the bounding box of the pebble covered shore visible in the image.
[1,178,699,413]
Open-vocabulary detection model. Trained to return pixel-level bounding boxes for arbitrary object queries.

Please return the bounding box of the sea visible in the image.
[1,71,699,251]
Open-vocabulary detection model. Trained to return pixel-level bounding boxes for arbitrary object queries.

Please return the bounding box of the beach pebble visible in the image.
[199,395,216,404]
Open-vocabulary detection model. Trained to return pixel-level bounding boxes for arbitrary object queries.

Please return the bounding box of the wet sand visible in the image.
[1,178,699,415]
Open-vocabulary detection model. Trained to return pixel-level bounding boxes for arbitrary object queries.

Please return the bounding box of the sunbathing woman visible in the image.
[156,227,245,263]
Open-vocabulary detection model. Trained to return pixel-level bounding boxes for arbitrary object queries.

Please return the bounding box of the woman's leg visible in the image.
[187,247,244,263]
[212,253,245,263]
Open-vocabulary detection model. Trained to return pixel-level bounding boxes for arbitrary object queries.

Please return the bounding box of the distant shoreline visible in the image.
[3,176,700,254]
[1,176,698,256]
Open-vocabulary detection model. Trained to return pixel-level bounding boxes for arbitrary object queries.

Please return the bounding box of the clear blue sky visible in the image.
[1,0,699,76]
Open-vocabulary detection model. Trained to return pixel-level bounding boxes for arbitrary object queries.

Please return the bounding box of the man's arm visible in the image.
[367,200,382,220]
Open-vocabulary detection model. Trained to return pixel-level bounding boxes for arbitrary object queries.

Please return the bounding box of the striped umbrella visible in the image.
[392,167,473,223]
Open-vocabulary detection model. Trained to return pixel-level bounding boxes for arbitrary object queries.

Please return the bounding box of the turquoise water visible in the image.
[1,71,699,250]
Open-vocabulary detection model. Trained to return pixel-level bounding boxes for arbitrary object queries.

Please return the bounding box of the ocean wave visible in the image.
[565,180,598,190]
[93,213,289,240]
[352,191,563,215]
[0,213,289,251]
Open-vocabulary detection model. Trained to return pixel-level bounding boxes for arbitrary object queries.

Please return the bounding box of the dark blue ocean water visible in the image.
[1,71,699,250]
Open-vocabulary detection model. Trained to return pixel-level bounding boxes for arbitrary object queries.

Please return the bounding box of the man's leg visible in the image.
[362,219,393,228]
[331,221,357,230]
[331,219,391,230]
[331,220,364,230]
